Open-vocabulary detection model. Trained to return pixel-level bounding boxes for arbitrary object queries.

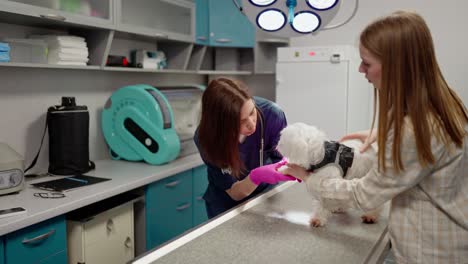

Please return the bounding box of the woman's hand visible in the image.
[278,163,310,182]
[340,129,377,153]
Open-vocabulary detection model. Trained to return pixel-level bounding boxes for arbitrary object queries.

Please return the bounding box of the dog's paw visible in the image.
[309,217,325,227]
[361,214,378,224]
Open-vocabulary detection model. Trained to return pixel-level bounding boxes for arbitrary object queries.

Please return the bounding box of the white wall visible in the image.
[290,0,468,103]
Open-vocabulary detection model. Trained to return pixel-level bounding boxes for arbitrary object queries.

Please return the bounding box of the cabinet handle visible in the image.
[22,229,55,244]
[154,33,168,39]
[40,14,66,21]
[124,237,133,248]
[197,36,207,41]
[215,38,232,43]
[176,203,191,211]
[106,219,114,232]
[165,180,180,188]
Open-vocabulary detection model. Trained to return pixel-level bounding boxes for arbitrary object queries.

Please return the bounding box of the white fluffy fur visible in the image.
[277,122,382,227]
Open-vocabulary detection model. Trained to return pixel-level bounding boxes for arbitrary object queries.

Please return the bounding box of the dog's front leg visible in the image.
[309,196,332,227]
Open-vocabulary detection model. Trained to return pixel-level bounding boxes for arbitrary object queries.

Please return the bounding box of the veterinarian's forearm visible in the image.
[226,176,257,201]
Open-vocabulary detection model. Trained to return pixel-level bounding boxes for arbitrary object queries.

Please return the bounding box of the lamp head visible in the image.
[241,0,341,38]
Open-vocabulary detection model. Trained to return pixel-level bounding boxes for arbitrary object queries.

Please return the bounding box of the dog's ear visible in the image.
[303,126,328,164]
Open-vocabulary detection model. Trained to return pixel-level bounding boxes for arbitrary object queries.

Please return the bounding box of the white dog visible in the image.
[277,122,381,227]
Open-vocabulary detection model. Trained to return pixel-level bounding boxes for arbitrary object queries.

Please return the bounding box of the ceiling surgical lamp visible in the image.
[235,0,359,38]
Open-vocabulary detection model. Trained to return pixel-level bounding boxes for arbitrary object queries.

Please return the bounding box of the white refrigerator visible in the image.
[276,45,373,140]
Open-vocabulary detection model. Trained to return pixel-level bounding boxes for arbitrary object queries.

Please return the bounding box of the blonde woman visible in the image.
[282,11,468,263]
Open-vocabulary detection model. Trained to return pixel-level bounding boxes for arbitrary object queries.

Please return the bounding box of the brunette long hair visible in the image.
[198,78,252,178]
[361,11,468,173]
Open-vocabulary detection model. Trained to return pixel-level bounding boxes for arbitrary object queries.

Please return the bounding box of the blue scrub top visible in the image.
[194,97,287,218]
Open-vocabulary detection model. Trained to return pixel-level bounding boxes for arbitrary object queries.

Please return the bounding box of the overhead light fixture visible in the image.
[249,0,277,7]
[291,11,321,33]
[306,0,339,10]
[257,8,287,32]
[237,0,359,38]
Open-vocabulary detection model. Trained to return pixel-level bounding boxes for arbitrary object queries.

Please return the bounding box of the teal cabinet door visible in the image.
[208,0,255,47]
[39,250,67,264]
[195,0,209,44]
[0,237,4,264]
[5,216,67,264]
[192,165,208,226]
[193,165,208,226]
[146,170,193,249]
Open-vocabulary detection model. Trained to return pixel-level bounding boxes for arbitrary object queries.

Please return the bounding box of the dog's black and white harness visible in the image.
[308,141,354,177]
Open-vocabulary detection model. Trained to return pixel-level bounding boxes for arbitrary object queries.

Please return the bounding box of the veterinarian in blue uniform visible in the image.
[194,78,293,218]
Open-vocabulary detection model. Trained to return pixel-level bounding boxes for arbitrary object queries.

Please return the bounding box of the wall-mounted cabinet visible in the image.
[196,0,254,48]
[208,0,254,47]
[0,0,287,74]
[194,0,208,45]
[116,0,195,43]
[0,0,113,28]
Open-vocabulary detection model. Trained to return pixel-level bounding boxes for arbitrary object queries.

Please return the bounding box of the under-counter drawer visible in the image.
[145,170,193,213]
[68,201,135,264]
[145,170,193,248]
[5,216,66,264]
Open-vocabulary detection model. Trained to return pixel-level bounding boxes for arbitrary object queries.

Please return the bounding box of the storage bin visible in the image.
[2,38,47,64]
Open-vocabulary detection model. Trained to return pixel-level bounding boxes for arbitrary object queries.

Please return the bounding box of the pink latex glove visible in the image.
[250,158,297,185]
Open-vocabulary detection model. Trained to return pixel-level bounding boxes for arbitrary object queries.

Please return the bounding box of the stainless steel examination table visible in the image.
[134,181,390,264]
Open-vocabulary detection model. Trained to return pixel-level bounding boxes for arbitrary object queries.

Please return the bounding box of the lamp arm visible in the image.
[321,0,359,31]
[232,0,244,12]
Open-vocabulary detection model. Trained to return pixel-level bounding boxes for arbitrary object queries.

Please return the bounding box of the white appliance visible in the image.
[276,45,373,140]
[0,142,25,195]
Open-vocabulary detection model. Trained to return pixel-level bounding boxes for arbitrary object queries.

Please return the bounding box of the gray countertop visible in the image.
[135,182,390,264]
[0,154,203,236]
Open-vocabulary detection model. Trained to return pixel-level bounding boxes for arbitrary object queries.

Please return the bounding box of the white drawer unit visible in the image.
[67,202,135,264]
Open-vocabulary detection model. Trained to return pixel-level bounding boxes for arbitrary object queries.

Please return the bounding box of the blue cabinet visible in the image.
[146,170,194,249]
[193,165,208,226]
[0,237,4,264]
[145,165,209,249]
[5,215,67,264]
[195,0,254,47]
[195,0,209,45]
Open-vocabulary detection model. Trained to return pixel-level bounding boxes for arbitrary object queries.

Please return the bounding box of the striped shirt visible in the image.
[306,123,468,264]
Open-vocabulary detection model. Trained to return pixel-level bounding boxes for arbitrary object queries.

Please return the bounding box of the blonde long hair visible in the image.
[361,11,468,173]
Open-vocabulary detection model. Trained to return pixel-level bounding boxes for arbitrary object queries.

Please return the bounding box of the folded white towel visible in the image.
[48,59,87,66]
[48,52,89,62]
[30,35,87,49]
[49,47,89,56]
[49,39,87,49]
[30,35,86,42]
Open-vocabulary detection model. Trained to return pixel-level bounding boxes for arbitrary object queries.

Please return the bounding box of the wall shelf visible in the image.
[0,1,288,75]
[0,62,101,70]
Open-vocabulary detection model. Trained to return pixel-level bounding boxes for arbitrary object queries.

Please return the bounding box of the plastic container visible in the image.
[2,38,48,64]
